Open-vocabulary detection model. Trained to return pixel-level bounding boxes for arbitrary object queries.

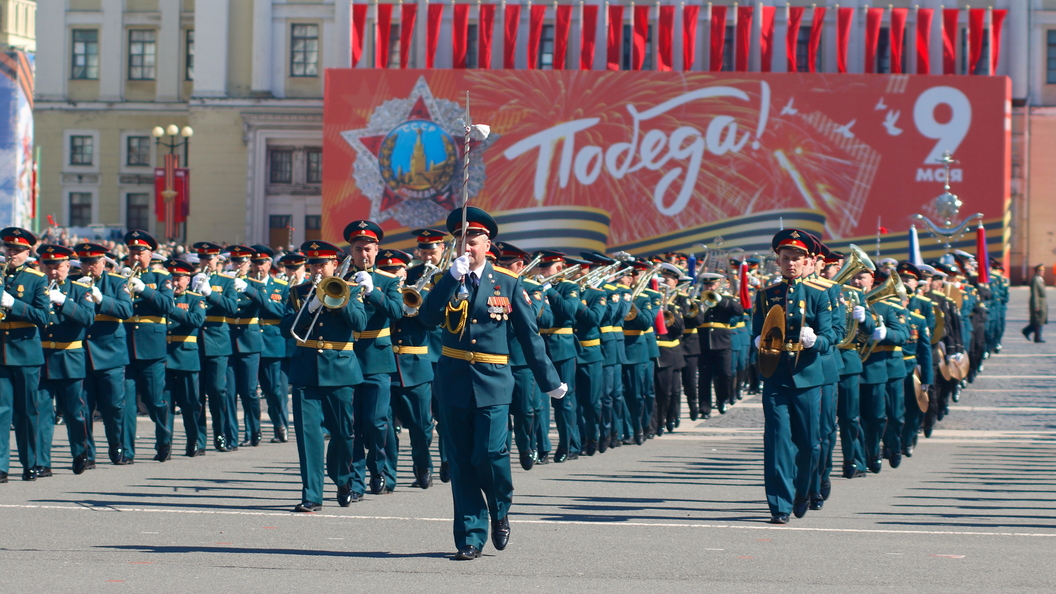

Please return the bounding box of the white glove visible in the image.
[852,305,866,322]
[49,290,66,305]
[541,282,552,292]
[753,335,761,349]
[547,382,568,400]
[76,276,92,285]
[129,278,145,294]
[449,254,470,281]
[354,271,374,294]
[0,291,12,308]
[90,286,103,303]
[197,281,212,297]
[307,294,323,313]
[871,325,887,341]
[233,278,248,292]
[800,326,817,349]
[191,273,208,291]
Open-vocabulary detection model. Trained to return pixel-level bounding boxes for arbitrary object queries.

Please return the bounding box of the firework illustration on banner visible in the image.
[340,76,500,229]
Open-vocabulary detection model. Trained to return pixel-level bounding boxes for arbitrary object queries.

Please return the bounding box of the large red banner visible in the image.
[323,70,1010,259]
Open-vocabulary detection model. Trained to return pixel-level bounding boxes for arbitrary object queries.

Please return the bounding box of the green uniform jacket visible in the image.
[199,273,238,357]
[903,310,934,384]
[421,263,561,409]
[85,272,133,371]
[622,292,655,365]
[392,285,437,387]
[509,276,549,367]
[837,286,874,376]
[542,279,581,363]
[258,276,289,359]
[41,279,95,380]
[354,268,403,376]
[752,277,835,389]
[0,265,49,366]
[125,269,175,361]
[281,281,368,387]
[858,300,907,385]
[574,285,608,365]
[601,284,630,366]
[167,291,207,372]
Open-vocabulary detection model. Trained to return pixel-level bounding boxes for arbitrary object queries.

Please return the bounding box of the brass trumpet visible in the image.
[858,272,907,361]
[401,262,439,317]
[624,262,663,322]
[831,244,875,349]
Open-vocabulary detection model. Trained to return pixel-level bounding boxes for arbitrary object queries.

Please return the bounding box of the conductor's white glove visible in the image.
[547,383,568,400]
[753,335,761,349]
[449,254,470,281]
[852,306,866,322]
[800,326,817,349]
[871,325,887,341]
[354,271,374,294]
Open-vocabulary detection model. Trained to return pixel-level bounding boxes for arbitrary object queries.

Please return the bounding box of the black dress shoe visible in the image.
[566,452,579,461]
[84,459,97,471]
[491,516,511,550]
[554,451,568,463]
[666,421,675,433]
[645,432,655,440]
[689,410,699,421]
[820,480,831,501]
[271,426,289,443]
[454,545,481,560]
[294,501,322,513]
[769,514,790,524]
[369,475,385,494]
[1023,328,1032,340]
[809,495,824,511]
[923,424,934,438]
[73,453,89,475]
[519,452,535,471]
[214,435,229,452]
[903,446,913,458]
[701,412,711,420]
[416,468,433,489]
[250,431,262,447]
[718,402,728,414]
[620,438,632,446]
[439,461,451,482]
[185,444,202,458]
[108,445,123,465]
[597,438,608,454]
[889,451,902,468]
[34,466,53,478]
[153,443,171,462]
[656,425,664,437]
[633,433,643,445]
[1037,339,1047,343]
[337,483,355,507]
[792,497,809,519]
[22,468,36,481]
[867,458,882,474]
[585,441,597,456]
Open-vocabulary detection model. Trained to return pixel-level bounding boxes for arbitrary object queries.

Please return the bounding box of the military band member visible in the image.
[564,257,607,454]
[582,252,629,452]
[534,251,581,461]
[924,264,963,435]
[191,242,239,452]
[123,230,176,462]
[76,242,133,466]
[343,220,404,496]
[381,248,436,488]
[752,230,835,523]
[281,252,310,287]
[164,259,207,456]
[654,264,685,435]
[223,245,267,448]
[420,207,565,560]
[621,261,656,445]
[36,245,95,476]
[897,262,934,458]
[696,273,743,416]
[676,271,705,421]
[281,240,368,511]
[251,245,291,444]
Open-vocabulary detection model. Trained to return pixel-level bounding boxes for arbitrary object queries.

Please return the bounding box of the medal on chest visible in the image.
[488,295,511,321]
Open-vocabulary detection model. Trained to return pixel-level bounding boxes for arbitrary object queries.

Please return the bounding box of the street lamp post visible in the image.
[152,124,193,166]
[152,125,193,242]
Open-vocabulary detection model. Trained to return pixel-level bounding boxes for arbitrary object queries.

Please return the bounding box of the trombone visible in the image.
[858,272,908,361]
[624,262,663,321]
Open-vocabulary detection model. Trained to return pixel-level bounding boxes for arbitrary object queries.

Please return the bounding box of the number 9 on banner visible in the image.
[913,86,972,164]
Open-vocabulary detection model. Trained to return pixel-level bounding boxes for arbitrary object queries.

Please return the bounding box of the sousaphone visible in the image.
[758,304,786,378]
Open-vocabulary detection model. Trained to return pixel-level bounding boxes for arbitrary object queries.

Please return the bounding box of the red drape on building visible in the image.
[759,6,775,72]
[504,4,520,69]
[581,4,599,70]
[864,7,883,73]
[399,4,417,68]
[632,5,649,70]
[607,5,623,71]
[943,8,959,74]
[786,7,804,72]
[916,8,933,74]
[426,3,443,68]
[890,8,907,74]
[808,7,825,73]
[968,8,985,74]
[528,4,546,69]
[452,4,470,68]
[553,4,573,70]
[992,9,1008,73]
[479,4,495,69]
[683,5,699,71]
[709,5,727,72]
[735,6,752,72]
[351,4,368,66]
[375,3,393,68]
[836,7,853,73]
[656,5,674,71]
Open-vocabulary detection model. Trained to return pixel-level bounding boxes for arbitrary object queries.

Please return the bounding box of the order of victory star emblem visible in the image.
[341,76,499,228]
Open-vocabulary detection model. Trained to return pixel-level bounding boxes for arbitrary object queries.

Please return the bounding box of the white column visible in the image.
[271,19,287,97]
[673,2,683,71]
[334,0,352,69]
[749,1,761,71]
[98,0,124,102]
[251,0,273,93]
[193,0,230,97]
[823,2,837,74]
[928,0,943,76]
[773,5,786,73]
[1007,0,1028,99]
[35,0,65,100]
[156,0,181,102]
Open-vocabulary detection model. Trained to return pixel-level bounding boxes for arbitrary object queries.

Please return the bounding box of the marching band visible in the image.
[0,215,1010,558]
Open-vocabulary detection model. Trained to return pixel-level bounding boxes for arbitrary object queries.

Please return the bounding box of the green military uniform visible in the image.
[164,259,207,456]
[222,246,269,447]
[572,267,608,454]
[537,257,582,461]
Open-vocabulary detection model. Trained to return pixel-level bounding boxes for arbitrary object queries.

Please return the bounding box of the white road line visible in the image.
[1,504,1052,538]
[680,404,1056,412]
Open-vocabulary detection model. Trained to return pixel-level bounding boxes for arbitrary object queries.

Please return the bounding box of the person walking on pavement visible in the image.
[1023,264,1047,343]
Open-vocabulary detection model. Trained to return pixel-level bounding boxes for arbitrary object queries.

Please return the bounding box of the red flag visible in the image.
[656,5,674,72]
[553,4,572,70]
[399,3,417,68]
[709,6,727,72]
[606,5,623,71]
[879,226,889,235]
[786,6,804,72]
[581,4,598,70]
[654,307,668,336]
[47,214,56,227]
[808,7,825,73]
[528,4,546,69]
[864,8,883,73]
[976,223,990,283]
[991,10,1008,73]
[682,5,699,71]
[738,261,751,310]
[916,8,933,74]
[942,9,959,74]
[632,5,649,70]
[351,4,368,67]
[735,6,752,72]
[890,8,907,74]
[479,4,495,69]
[452,3,469,68]
[968,8,985,74]
[375,3,393,68]
[836,7,854,73]
[504,4,521,69]
[759,6,775,72]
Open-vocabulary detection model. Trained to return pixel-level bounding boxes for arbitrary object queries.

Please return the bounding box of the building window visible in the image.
[186,30,195,81]
[291,24,320,77]
[723,25,734,72]
[306,149,323,184]
[876,27,891,73]
[961,28,989,75]
[621,25,654,70]
[305,215,322,241]
[269,149,293,184]
[70,135,93,166]
[127,136,151,166]
[539,25,555,69]
[71,30,99,80]
[385,23,400,68]
[1048,31,1056,83]
[126,193,150,230]
[795,27,821,73]
[467,24,479,69]
[69,193,93,227]
[128,30,157,80]
[269,215,293,248]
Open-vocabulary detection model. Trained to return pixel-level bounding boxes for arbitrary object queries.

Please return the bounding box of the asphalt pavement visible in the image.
[2,286,1055,593]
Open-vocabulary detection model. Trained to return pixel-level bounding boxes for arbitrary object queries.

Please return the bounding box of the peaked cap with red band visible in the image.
[377,249,412,268]
[533,250,566,265]
[124,229,158,251]
[411,228,448,247]
[38,244,74,262]
[165,258,195,275]
[343,220,384,244]
[193,241,223,256]
[771,229,814,255]
[445,206,498,239]
[494,241,530,261]
[225,245,255,260]
[1,227,35,249]
[300,240,342,262]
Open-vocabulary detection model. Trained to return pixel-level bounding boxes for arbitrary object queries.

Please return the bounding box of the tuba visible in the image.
[831,244,875,348]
